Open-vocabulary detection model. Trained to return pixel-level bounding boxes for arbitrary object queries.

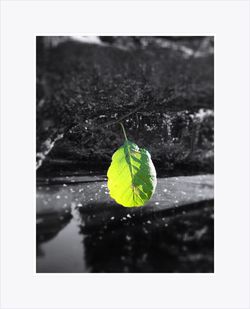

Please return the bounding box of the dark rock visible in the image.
[81,201,214,273]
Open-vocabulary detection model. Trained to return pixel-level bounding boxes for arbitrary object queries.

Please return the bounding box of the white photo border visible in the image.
[1,1,249,309]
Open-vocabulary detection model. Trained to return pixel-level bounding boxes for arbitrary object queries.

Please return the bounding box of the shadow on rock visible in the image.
[78,200,214,273]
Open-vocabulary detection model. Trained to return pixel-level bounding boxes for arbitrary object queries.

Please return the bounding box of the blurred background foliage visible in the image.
[36,36,214,177]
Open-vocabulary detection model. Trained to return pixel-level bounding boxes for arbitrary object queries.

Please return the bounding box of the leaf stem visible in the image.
[119,122,128,141]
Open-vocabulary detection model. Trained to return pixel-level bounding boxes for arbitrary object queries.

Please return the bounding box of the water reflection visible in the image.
[36,175,214,273]
[37,207,86,273]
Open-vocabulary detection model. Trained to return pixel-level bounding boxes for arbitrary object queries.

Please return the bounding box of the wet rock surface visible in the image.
[37,175,214,273]
[81,200,213,273]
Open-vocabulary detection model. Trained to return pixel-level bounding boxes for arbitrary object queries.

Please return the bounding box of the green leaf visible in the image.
[107,140,157,207]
